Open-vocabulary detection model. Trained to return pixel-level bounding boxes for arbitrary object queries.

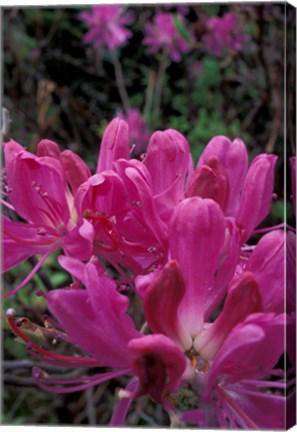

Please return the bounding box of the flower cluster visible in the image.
[203,12,247,57]
[80,5,134,50]
[143,12,191,62]
[2,118,295,428]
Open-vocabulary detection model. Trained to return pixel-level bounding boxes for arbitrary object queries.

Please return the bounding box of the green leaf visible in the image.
[173,14,191,43]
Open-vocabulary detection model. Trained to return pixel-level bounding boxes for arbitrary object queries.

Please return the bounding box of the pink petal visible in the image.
[96,118,130,173]
[236,154,277,242]
[5,150,70,232]
[110,377,139,425]
[46,261,140,367]
[204,217,240,319]
[37,139,61,159]
[143,260,192,350]
[186,156,229,213]
[245,230,285,313]
[2,216,58,271]
[57,255,86,283]
[144,129,190,218]
[224,384,285,429]
[128,334,186,403]
[62,221,93,261]
[3,139,25,168]
[169,197,226,336]
[198,136,248,216]
[60,150,91,193]
[180,409,205,426]
[75,172,127,219]
[207,313,285,388]
[194,272,262,360]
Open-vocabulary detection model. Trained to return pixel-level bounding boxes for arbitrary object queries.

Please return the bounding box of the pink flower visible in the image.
[6,258,187,415]
[143,12,191,62]
[138,199,287,427]
[186,135,277,243]
[203,12,247,57]
[80,5,133,50]
[202,313,286,429]
[119,108,149,153]
[74,159,168,275]
[2,139,91,296]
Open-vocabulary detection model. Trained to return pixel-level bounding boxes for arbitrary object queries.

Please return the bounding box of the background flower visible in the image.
[80,5,134,50]
[143,12,191,62]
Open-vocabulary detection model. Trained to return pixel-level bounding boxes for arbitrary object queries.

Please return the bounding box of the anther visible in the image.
[6,308,16,317]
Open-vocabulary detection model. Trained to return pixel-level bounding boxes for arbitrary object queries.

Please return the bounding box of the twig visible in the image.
[85,386,96,425]
[3,359,72,373]
[144,70,156,122]
[153,50,170,126]
[111,49,130,113]
[4,374,36,386]
[1,108,11,139]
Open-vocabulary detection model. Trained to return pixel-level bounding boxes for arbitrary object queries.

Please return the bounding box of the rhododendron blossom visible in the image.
[203,12,247,57]
[3,116,293,429]
[80,5,134,50]
[143,12,191,62]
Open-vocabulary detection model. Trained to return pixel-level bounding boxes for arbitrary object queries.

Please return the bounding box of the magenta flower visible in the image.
[74,159,168,275]
[119,108,149,153]
[136,199,287,427]
[6,199,288,428]
[201,313,286,429]
[203,12,247,57]
[80,5,133,50]
[2,139,91,296]
[6,258,188,417]
[143,12,191,62]
[186,135,277,243]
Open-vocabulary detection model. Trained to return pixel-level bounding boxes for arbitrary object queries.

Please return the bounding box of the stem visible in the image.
[111,49,130,113]
[1,107,11,138]
[153,50,169,126]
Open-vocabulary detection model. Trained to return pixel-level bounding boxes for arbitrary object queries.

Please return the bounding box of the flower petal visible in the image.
[96,118,130,173]
[169,197,226,335]
[5,146,70,232]
[236,154,277,242]
[37,139,61,159]
[207,313,285,388]
[204,217,240,319]
[128,334,186,403]
[143,260,192,350]
[60,150,91,193]
[245,230,285,313]
[186,156,229,213]
[144,129,190,219]
[198,136,248,216]
[46,261,140,367]
[194,272,262,360]
[2,216,58,271]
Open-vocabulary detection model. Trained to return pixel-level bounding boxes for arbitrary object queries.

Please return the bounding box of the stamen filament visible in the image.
[3,245,57,299]
[33,367,130,393]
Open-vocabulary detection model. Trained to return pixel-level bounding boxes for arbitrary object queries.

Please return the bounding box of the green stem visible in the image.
[111,49,130,113]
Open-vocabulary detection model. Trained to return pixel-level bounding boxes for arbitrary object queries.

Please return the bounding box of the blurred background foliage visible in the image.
[1,2,296,426]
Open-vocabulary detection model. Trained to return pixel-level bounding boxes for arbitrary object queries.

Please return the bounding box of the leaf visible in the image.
[173,14,191,43]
